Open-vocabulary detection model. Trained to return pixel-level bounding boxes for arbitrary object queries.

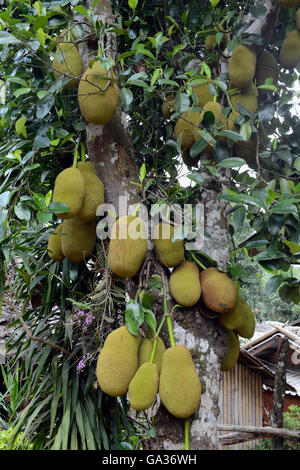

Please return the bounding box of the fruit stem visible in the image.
[163,283,175,348]
[190,252,206,270]
[80,142,86,162]
[133,203,141,217]
[149,338,157,364]
[73,145,79,168]
[185,420,190,450]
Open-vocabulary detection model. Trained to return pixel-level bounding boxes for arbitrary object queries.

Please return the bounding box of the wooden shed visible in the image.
[218,321,300,449]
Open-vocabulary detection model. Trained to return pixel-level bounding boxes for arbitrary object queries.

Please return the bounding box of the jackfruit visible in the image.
[61,216,96,263]
[200,267,238,314]
[233,134,257,164]
[205,25,229,52]
[230,82,258,114]
[236,302,256,339]
[169,261,201,307]
[181,148,201,167]
[78,61,119,125]
[200,101,227,152]
[220,330,240,372]
[255,51,279,93]
[174,108,201,150]
[76,161,104,222]
[199,300,219,320]
[297,8,300,30]
[53,28,83,89]
[220,297,251,331]
[128,362,159,411]
[278,0,300,7]
[227,111,240,133]
[96,326,141,397]
[279,30,300,69]
[192,82,214,107]
[228,45,257,89]
[138,337,166,374]
[47,224,64,261]
[159,345,201,419]
[108,215,147,278]
[52,167,85,219]
[162,95,175,118]
[153,222,184,268]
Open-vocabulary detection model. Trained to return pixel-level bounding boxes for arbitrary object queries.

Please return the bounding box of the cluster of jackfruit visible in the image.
[52,26,119,126]
[279,8,300,69]
[205,25,229,52]
[96,325,201,419]
[47,161,104,263]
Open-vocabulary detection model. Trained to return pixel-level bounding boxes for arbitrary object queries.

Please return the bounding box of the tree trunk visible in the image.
[270,337,289,450]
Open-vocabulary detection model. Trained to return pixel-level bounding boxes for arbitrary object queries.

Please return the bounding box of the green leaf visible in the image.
[175,93,189,114]
[128,0,138,9]
[283,241,300,255]
[144,310,157,333]
[14,205,31,221]
[0,31,21,44]
[125,300,144,335]
[0,191,12,208]
[270,202,298,215]
[120,87,133,107]
[15,117,27,137]
[139,162,146,182]
[217,157,247,168]
[14,87,31,98]
[186,173,205,185]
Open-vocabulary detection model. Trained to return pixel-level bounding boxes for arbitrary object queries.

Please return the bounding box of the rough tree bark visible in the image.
[80,0,280,450]
[270,337,289,450]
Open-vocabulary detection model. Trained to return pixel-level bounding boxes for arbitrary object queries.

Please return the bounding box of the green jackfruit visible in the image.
[169,261,201,307]
[228,45,257,89]
[279,30,300,69]
[76,161,104,222]
[200,267,238,314]
[78,61,119,125]
[192,81,214,107]
[227,111,241,133]
[153,222,184,268]
[52,167,85,219]
[96,326,141,397]
[233,133,257,166]
[236,302,256,339]
[53,28,83,89]
[159,345,201,419]
[47,224,64,262]
[108,215,147,278]
[297,9,300,30]
[255,51,279,93]
[138,337,166,374]
[221,330,240,372]
[162,95,175,118]
[128,362,159,411]
[220,297,251,331]
[200,101,227,153]
[174,108,202,150]
[278,0,300,7]
[61,216,96,263]
[230,82,258,114]
[205,25,229,52]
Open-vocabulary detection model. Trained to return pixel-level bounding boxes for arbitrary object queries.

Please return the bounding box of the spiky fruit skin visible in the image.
[220,297,251,331]
[61,217,96,263]
[162,96,175,118]
[159,345,201,419]
[169,261,201,307]
[228,45,257,89]
[227,111,241,133]
[153,223,184,268]
[278,0,300,7]
[174,108,201,150]
[230,82,258,114]
[108,216,147,278]
[47,224,64,261]
[236,303,256,339]
[138,337,166,375]
[53,42,83,89]
[192,82,214,107]
[52,167,85,219]
[96,326,141,397]
[255,51,279,93]
[200,267,238,314]
[78,61,119,125]
[76,161,104,222]
[297,9,300,30]
[220,330,240,372]
[279,30,300,69]
[128,362,159,411]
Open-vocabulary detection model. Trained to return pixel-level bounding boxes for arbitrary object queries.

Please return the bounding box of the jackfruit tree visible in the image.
[0,0,299,452]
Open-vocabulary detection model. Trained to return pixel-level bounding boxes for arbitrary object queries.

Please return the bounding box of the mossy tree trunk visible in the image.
[81,0,277,451]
